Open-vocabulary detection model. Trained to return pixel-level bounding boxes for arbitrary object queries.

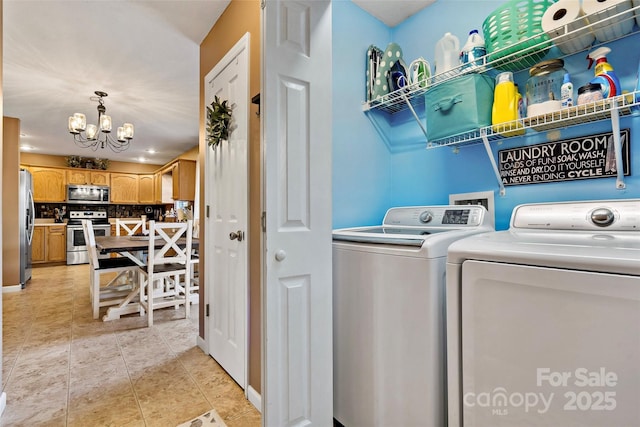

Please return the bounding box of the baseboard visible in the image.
[0,392,6,417]
[196,335,208,354]
[247,385,261,413]
[2,284,23,293]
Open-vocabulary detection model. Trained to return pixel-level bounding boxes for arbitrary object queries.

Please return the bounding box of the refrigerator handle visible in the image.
[27,189,35,244]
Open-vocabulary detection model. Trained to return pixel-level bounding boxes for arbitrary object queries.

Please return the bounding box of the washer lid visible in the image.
[333,205,493,246]
[332,226,449,246]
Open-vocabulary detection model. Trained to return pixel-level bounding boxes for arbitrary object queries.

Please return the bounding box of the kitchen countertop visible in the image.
[34,220,67,226]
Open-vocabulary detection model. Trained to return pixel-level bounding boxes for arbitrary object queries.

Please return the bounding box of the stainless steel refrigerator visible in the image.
[19,169,35,287]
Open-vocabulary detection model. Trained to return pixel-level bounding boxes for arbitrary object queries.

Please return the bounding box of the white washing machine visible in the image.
[446,199,640,427]
[332,205,494,427]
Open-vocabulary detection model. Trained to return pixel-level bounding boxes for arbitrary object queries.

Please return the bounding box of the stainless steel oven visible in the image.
[66,210,111,265]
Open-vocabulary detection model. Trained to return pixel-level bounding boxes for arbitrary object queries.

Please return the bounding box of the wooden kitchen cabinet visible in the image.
[90,171,110,185]
[170,159,197,201]
[32,225,66,264]
[110,173,139,204]
[66,169,110,186]
[153,172,163,204]
[32,226,46,263]
[138,174,155,203]
[29,167,66,202]
[47,225,67,262]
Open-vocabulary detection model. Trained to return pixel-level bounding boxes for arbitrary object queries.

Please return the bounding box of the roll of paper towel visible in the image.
[582,0,634,42]
[541,0,595,54]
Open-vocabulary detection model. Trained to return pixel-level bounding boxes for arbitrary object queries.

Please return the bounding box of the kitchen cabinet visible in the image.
[153,172,163,204]
[364,10,640,194]
[66,169,110,186]
[90,171,110,186]
[170,159,197,201]
[32,226,46,263]
[33,225,66,264]
[28,167,66,202]
[110,173,139,204]
[47,225,67,262]
[138,174,155,203]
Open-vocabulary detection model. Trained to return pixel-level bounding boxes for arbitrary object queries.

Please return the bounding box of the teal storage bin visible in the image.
[425,74,494,141]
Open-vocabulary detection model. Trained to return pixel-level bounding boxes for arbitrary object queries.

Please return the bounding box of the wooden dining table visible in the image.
[95,235,199,321]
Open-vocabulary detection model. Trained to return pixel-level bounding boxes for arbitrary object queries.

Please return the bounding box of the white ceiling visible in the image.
[3,0,231,166]
[352,0,436,27]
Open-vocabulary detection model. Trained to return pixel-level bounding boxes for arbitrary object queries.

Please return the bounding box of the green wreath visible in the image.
[206,96,233,149]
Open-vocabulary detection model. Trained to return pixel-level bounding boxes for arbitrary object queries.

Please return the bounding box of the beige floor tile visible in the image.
[225,407,262,427]
[1,264,260,426]
[67,392,145,427]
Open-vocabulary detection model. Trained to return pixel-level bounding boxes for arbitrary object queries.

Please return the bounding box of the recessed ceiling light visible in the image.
[20,145,35,151]
[20,133,27,137]
[138,157,146,162]
[145,149,156,154]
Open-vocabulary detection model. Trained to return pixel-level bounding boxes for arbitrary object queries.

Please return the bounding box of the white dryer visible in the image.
[332,205,494,427]
[446,199,640,427]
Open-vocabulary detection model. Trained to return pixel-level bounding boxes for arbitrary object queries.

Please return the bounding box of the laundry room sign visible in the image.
[498,129,630,186]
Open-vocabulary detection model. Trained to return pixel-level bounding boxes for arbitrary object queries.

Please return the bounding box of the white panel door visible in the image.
[204,33,250,388]
[262,1,333,425]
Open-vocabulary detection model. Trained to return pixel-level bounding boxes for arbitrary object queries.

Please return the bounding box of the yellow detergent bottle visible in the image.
[492,71,524,136]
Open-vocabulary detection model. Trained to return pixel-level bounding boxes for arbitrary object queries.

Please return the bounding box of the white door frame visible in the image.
[203,32,250,392]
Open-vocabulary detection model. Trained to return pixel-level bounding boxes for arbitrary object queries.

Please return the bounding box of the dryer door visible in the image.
[460,260,640,426]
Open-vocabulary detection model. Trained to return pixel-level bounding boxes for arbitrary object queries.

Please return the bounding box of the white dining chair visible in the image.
[137,220,193,327]
[82,219,140,319]
[115,218,147,236]
[115,217,148,266]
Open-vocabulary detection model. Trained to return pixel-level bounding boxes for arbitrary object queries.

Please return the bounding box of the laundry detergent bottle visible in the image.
[587,47,621,98]
[460,29,486,71]
[492,71,524,136]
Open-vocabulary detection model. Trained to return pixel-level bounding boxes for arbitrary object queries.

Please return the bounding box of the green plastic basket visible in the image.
[482,0,556,72]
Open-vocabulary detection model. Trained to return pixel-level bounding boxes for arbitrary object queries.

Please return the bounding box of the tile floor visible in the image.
[1,264,261,427]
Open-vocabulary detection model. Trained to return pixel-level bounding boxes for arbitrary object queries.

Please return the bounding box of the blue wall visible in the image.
[333,0,640,230]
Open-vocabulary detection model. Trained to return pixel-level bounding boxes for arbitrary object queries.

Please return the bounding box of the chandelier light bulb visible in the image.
[100,114,112,132]
[117,127,125,142]
[123,123,134,139]
[68,113,86,133]
[86,124,98,140]
[68,116,78,134]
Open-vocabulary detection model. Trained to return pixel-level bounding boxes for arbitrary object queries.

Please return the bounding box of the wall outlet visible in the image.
[449,191,495,226]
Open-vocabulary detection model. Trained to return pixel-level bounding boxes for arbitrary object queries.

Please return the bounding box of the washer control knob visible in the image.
[419,210,433,224]
[590,208,615,227]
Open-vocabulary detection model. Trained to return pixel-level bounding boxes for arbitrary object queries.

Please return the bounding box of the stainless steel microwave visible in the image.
[66,185,110,204]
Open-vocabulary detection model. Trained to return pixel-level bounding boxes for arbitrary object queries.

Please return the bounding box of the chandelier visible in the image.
[68,91,134,152]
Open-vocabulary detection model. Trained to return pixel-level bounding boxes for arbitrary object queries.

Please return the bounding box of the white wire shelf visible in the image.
[363,3,640,116]
[426,91,640,149]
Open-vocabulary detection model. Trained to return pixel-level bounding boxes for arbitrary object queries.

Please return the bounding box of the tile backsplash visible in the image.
[36,203,169,221]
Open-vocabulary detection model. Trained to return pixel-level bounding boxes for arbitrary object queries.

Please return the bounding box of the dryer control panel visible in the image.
[511,199,640,231]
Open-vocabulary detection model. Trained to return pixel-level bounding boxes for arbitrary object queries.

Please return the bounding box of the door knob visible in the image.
[229,230,244,241]
[275,250,287,261]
